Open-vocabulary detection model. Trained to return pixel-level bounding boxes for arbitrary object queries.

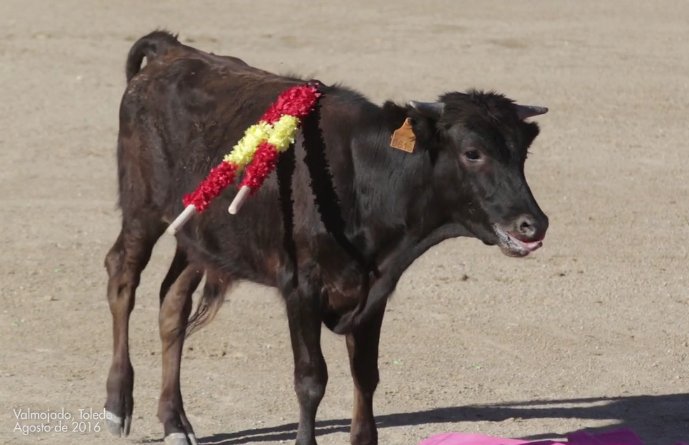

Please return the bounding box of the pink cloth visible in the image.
[419,429,686,445]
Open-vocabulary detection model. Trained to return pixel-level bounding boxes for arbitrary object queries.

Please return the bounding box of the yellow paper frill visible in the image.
[267,115,300,152]
[224,122,272,167]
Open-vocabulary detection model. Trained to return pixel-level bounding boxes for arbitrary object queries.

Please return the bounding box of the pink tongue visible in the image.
[522,240,542,250]
[511,235,542,250]
[503,229,544,251]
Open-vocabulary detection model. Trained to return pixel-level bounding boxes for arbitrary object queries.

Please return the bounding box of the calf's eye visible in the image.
[463,150,482,162]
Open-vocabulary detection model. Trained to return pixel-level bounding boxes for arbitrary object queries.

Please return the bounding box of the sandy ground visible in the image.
[1,1,688,444]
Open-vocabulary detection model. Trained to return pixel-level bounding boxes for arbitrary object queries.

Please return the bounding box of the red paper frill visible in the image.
[261,84,321,124]
[239,142,281,191]
[182,161,237,212]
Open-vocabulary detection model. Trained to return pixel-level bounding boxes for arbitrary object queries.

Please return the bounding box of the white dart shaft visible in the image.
[166,205,196,235]
[228,186,251,215]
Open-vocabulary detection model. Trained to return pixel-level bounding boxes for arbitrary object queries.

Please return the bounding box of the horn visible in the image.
[408,101,445,119]
[515,104,548,120]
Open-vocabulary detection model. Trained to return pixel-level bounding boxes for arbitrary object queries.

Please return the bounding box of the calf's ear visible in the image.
[522,122,541,148]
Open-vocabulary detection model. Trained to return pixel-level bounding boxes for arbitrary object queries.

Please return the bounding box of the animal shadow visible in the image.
[196,393,689,444]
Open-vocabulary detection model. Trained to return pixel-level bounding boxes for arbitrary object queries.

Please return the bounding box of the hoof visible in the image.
[165,432,198,445]
[105,410,131,437]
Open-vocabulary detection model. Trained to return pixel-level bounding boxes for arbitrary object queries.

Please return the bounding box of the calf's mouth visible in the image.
[493,224,543,257]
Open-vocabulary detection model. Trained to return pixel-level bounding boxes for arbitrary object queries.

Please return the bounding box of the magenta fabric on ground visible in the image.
[418,432,560,445]
[419,429,687,445]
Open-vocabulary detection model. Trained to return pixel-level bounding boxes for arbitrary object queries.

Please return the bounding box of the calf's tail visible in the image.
[185,274,227,337]
[126,30,180,82]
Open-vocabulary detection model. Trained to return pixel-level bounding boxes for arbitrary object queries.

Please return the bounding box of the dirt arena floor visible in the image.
[1,1,688,444]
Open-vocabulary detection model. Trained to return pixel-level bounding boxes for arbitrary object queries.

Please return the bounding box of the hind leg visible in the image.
[157,249,202,445]
[104,217,165,436]
[159,263,229,445]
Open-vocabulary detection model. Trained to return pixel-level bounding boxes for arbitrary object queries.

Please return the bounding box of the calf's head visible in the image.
[408,90,549,257]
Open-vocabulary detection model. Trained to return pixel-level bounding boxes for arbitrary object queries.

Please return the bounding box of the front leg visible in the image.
[284,281,328,445]
[346,303,386,445]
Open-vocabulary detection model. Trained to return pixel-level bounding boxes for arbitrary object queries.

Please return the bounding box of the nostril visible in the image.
[520,221,532,233]
[516,215,537,238]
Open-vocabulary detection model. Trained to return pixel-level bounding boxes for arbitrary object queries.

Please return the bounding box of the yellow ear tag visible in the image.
[390,118,416,153]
